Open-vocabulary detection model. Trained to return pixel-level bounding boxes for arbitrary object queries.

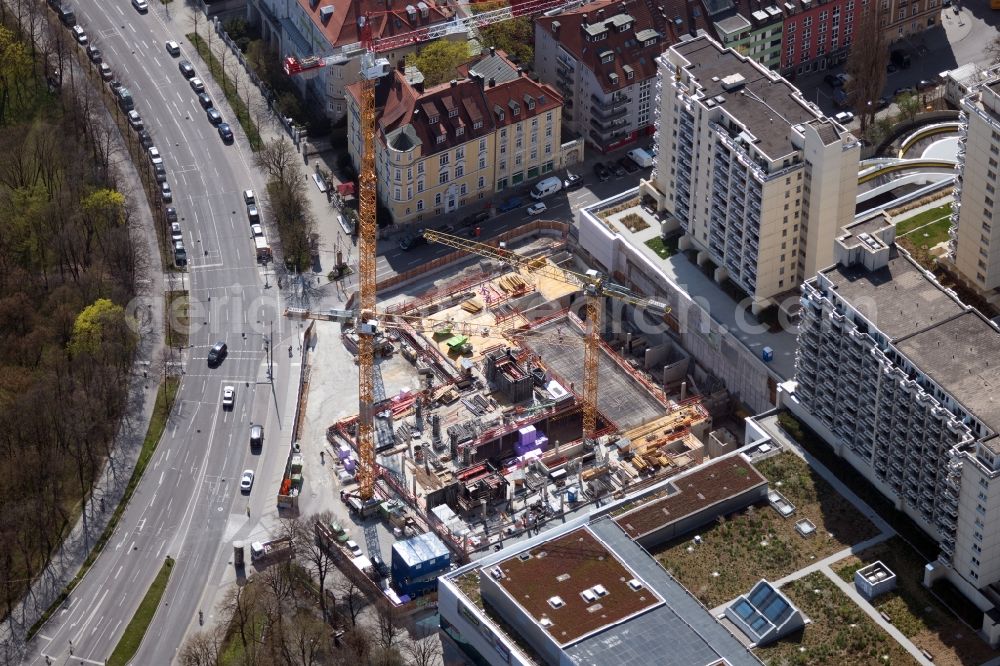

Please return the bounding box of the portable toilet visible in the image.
[762,346,774,362]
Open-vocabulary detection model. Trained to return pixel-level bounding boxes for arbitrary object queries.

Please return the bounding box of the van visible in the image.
[626,148,654,168]
[58,6,75,26]
[530,176,562,200]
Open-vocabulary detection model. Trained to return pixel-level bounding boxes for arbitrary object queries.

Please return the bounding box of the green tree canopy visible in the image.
[81,188,126,229]
[412,40,472,87]
[479,18,534,70]
[69,298,126,358]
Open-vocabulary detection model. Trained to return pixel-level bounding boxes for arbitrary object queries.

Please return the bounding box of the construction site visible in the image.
[292,233,744,596]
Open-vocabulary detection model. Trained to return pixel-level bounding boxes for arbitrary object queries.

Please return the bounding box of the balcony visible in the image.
[591,93,632,110]
[556,66,573,83]
[593,104,629,121]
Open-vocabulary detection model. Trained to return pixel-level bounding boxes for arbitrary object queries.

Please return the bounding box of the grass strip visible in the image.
[27,376,180,638]
[107,557,175,666]
[187,32,263,151]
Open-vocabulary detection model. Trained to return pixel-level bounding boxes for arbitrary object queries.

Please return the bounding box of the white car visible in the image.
[345,540,362,556]
[132,0,148,12]
[240,469,254,492]
[147,146,163,167]
[170,222,183,242]
[127,110,143,131]
[160,182,172,203]
[834,111,855,124]
[189,77,205,93]
[72,25,88,45]
[251,224,264,238]
[243,189,255,205]
[527,202,547,216]
[165,40,180,56]
[222,385,235,409]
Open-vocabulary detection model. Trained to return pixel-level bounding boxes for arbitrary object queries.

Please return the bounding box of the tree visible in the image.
[282,511,337,618]
[68,298,130,359]
[375,602,404,651]
[845,6,887,133]
[178,625,225,666]
[218,582,260,652]
[255,137,297,185]
[403,635,443,666]
[412,40,471,87]
[479,18,534,69]
[334,576,366,627]
[896,92,920,123]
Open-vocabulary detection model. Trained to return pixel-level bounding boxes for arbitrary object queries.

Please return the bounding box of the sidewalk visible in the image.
[0,5,166,660]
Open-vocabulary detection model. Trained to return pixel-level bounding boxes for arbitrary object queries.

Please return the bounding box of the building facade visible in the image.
[778,0,865,77]
[346,51,562,225]
[950,78,1000,292]
[643,36,860,313]
[714,2,785,72]
[786,216,1000,644]
[247,0,466,122]
[534,0,667,154]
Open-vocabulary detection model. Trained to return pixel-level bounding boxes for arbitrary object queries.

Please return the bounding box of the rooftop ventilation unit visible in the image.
[319,5,334,23]
[581,589,597,603]
[490,567,505,580]
[593,584,609,597]
[547,596,565,609]
[721,74,746,91]
[540,616,553,627]
[627,579,643,590]
[518,553,532,561]
[714,95,726,104]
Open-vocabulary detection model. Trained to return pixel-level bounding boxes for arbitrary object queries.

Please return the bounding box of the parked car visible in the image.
[71,25,87,44]
[251,224,264,238]
[109,79,123,93]
[207,341,227,366]
[893,86,915,98]
[173,241,186,266]
[247,204,260,224]
[138,130,153,148]
[610,161,627,178]
[240,469,254,492]
[170,222,183,242]
[823,73,841,87]
[916,79,936,91]
[222,385,235,410]
[345,540,362,556]
[198,93,213,109]
[243,189,256,205]
[160,181,172,203]
[217,123,233,143]
[178,60,195,78]
[399,230,427,251]
[497,196,523,213]
[206,108,222,125]
[461,210,489,226]
[886,63,897,74]
[153,163,167,183]
[86,44,101,63]
[834,111,855,124]
[98,63,112,80]
[189,77,205,93]
[563,172,583,190]
[132,0,149,12]
[165,206,178,223]
[593,162,610,182]
[526,202,547,216]
[875,96,891,110]
[890,49,911,69]
[165,40,180,56]
[618,156,639,174]
[127,110,143,131]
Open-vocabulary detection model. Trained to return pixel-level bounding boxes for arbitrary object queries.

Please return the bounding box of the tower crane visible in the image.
[422,230,671,440]
[282,0,586,500]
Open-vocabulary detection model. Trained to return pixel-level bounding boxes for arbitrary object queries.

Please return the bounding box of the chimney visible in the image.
[450,79,458,87]
[490,46,496,57]
[597,8,604,19]
[516,66,523,76]
[414,81,424,93]
[397,58,406,73]
[581,12,588,28]
[489,77,496,87]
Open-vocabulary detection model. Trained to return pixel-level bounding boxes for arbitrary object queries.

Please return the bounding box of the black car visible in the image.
[138,129,153,148]
[250,424,263,450]
[823,73,841,88]
[207,341,228,367]
[206,108,223,125]
[178,60,195,78]
[217,123,234,143]
[165,206,178,223]
[610,162,627,178]
[594,162,610,182]
[618,157,639,174]
[86,45,101,63]
[461,210,490,227]
[198,92,212,109]
[563,172,584,190]
[399,230,427,251]
[916,79,936,91]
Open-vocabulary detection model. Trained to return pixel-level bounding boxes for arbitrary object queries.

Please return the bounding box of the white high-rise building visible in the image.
[950,78,1000,292]
[786,215,1000,645]
[642,36,860,314]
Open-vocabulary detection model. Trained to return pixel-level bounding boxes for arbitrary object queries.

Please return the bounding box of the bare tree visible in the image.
[334,576,366,627]
[189,7,202,43]
[285,609,330,666]
[178,625,225,666]
[282,511,337,619]
[255,137,297,184]
[218,582,259,652]
[845,6,888,133]
[376,602,405,651]
[403,635,444,666]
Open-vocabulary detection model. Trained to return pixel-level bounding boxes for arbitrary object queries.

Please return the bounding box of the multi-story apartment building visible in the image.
[787,216,1000,644]
[949,78,1000,293]
[875,0,940,45]
[346,51,562,224]
[778,0,864,77]
[713,0,785,72]
[642,36,859,313]
[534,0,670,153]
[247,0,467,122]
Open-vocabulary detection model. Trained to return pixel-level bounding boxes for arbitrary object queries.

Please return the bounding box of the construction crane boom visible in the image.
[283,0,582,76]
[422,230,670,440]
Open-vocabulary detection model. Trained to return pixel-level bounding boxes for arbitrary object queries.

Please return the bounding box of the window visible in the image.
[460,184,467,195]
[417,180,424,193]
[456,164,464,177]
[416,200,423,211]
[429,114,439,124]
[394,168,401,182]
[394,187,400,201]
[474,120,483,130]
[440,154,450,166]
[456,126,465,137]
[436,135,446,144]
[479,157,487,169]
[435,193,441,205]
[439,172,449,185]
[480,138,487,152]
[417,162,424,174]
[456,147,465,159]
[478,176,485,189]
[448,108,458,118]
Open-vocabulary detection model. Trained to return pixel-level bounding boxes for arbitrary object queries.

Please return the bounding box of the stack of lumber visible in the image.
[461,297,484,313]
[499,274,527,293]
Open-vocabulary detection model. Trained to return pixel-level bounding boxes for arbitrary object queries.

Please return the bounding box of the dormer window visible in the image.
[600,50,614,64]
[524,94,535,111]
[624,65,634,80]
[448,108,458,118]
[429,114,439,124]
[619,22,631,32]
[509,100,520,116]
[494,104,505,121]
[436,134,446,144]
[456,126,464,136]
[474,120,483,130]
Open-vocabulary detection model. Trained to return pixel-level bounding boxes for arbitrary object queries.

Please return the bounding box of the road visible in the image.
[23,2,296,664]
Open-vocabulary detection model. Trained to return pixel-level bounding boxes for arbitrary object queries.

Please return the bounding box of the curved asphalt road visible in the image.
[24,2,294,663]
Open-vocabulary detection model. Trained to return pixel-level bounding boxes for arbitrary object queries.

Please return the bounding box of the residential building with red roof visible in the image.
[346,50,564,225]
[246,0,468,122]
[533,0,681,153]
